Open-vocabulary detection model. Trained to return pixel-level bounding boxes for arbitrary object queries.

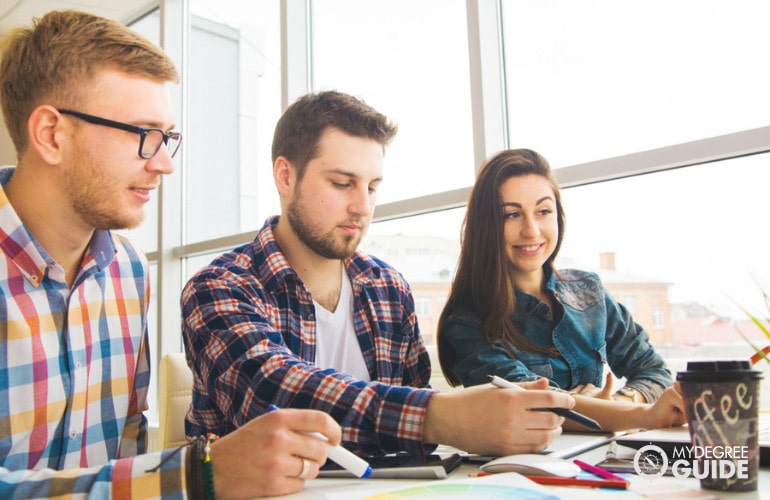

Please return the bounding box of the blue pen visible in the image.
[487,375,602,431]
[267,404,372,478]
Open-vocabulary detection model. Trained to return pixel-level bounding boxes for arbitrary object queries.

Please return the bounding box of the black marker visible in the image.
[487,375,602,431]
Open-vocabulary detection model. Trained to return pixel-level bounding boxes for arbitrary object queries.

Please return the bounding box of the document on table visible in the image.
[323,471,641,499]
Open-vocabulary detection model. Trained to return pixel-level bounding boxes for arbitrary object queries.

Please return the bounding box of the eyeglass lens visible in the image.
[142,130,182,159]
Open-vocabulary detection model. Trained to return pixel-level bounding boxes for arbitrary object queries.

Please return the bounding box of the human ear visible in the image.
[273,156,296,197]
[27,105,66,165]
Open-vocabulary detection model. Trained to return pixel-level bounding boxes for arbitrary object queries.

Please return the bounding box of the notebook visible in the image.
[543,430,621,458]
[616,412,770,467]
[462,430,621,463]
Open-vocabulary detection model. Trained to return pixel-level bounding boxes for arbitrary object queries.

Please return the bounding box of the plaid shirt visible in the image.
[0,168,185,499]
[182,216,435,455]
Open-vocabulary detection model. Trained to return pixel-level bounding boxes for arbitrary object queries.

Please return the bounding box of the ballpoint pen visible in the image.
[267,404,372,478]
[487,375,602,431]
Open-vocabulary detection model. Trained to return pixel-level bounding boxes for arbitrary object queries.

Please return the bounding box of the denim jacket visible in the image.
[440,269,672,402]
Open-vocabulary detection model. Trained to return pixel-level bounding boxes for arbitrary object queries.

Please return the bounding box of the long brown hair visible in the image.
[437,149,565,386]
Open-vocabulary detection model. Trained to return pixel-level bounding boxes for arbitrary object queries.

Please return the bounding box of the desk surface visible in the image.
[273,442,770,500]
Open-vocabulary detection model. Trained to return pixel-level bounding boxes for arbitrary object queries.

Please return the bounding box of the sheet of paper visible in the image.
[324,471,641,500]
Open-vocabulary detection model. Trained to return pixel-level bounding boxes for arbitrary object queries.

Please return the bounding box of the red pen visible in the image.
[524,475,628,490]
[573,458,629,484]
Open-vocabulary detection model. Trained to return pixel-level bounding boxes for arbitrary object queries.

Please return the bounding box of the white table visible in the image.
[271,442,770,499]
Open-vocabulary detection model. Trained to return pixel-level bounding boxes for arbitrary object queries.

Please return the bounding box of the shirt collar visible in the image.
[0,166,116,286]
[255,216,380,290]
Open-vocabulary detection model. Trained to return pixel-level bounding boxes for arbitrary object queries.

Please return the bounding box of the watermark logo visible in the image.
[633,443,751,482]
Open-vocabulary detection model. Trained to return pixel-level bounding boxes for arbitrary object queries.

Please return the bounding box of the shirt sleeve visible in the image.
[118,320,151,459]
[182,269,435,456]
[0,448,186,499]
[603,292,673,402]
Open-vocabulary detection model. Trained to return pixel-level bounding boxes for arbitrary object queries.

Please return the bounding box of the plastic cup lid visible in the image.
[677,359,763,381]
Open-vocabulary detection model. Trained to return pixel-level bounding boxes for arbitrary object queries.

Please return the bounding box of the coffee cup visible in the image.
[677,360,763,491]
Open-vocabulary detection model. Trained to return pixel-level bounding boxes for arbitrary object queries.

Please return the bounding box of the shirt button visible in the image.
[75,362,82,369]
[307,313,315,321]
[69,431,77,439]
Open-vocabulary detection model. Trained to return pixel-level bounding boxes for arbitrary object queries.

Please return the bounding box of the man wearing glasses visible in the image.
[0,9,340,499]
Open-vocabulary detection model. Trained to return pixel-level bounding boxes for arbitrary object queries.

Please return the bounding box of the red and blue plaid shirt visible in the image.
[182,216,435,455]
[0,167,185,499]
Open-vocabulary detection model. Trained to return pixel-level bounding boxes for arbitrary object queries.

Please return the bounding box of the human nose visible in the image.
[520,215,540,237]
[145,144,176,175]
[349,185,373,217]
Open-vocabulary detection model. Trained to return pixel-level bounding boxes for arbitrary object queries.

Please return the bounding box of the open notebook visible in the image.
[616,412,770,467]
[461,430,621,464]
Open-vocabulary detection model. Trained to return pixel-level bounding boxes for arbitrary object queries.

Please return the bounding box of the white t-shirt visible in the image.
[314,269,371,382]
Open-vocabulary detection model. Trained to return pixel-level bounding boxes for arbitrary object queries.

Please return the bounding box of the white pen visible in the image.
[487,375,602,430]
[267,404,372,478]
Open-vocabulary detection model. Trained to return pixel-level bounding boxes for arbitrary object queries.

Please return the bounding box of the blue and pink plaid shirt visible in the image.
[182,216,436,455]
[0,167,185,499]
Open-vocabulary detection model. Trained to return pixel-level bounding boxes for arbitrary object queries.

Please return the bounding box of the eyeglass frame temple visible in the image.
[57,108,182,159]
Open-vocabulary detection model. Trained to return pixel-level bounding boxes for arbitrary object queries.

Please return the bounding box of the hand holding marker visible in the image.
[267,404,372,478]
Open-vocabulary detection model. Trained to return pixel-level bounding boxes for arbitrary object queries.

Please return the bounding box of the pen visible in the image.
[523,475,628,489]
[267,404,372,478]
[487,375,602,431]
[573,459,628,484]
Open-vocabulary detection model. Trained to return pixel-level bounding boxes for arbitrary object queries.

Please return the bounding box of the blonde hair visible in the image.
[0,9,178,157]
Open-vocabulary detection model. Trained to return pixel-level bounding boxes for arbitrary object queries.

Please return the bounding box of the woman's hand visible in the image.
[571,372,614,400]
[641,383,687,429]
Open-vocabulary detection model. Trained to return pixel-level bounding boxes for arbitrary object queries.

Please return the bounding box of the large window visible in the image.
[501,1,770,169]
[35,0,766,414]
[311,0,475,204]
[186,0,282,243]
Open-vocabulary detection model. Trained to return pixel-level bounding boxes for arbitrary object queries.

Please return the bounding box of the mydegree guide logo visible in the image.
[633,443,752,481]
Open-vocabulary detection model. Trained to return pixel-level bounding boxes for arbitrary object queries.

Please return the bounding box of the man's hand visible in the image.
[423,383,575,456]
[209,409,341,499]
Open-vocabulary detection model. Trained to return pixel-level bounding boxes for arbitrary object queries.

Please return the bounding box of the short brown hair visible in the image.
[271,90,398,178]
[0,9,178,157]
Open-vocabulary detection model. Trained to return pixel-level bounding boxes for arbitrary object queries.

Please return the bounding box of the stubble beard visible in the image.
[66,152,144,230]
[286,196,365,260]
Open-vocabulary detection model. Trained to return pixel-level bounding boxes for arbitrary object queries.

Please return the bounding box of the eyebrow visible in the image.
[148,121,178,132]
[501,195,554,208]
[327,168,383,183]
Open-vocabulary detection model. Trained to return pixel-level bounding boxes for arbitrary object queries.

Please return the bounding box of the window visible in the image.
[311,0,475,204]
[108,1,770,409]
[186,0,282,243]
[415,298,432,318]
[652,308,664,331]
[501,0,770,169]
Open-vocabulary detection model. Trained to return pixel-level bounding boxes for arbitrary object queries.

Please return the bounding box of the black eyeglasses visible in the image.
[58,109,182,159]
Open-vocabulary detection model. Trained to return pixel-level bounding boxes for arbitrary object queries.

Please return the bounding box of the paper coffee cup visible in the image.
[677,360,762,491]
